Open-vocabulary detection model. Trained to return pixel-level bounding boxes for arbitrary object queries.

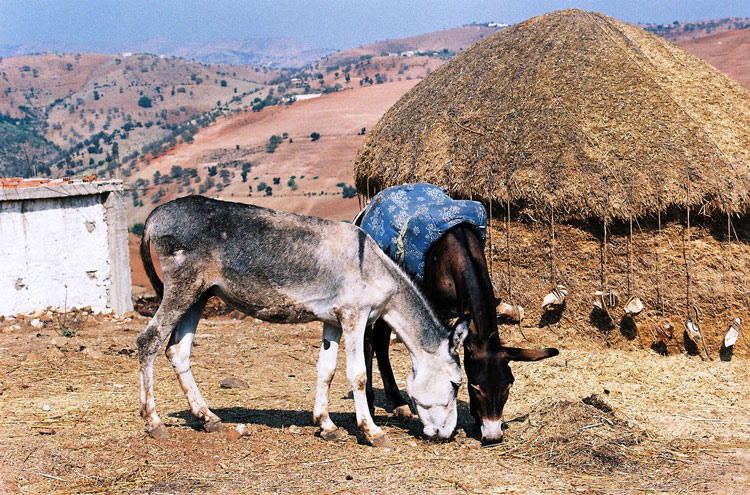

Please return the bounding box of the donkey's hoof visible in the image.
[204,419,223,433]
[393,405,413,419]
[371,434,393,450]
[320,428,343,441]
[148,424,169,439]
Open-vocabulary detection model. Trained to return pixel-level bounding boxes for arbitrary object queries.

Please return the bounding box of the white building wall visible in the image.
[0,195,114,315]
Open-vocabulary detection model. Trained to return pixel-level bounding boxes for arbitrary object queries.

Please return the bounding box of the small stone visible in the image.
[407,440,417,447]
[47,347,65,358]
[346,475,354,480]
[288,424,302,434]
[42,404,51,411]
[37,428,56,435]
[30,318,43,329]
[220,377,249,389]
[83,347,103,359]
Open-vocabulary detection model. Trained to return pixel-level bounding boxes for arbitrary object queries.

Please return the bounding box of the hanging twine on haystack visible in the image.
[682,170,711,360]
[656,205,664,315]
[601,187,610,294]
[505,193,512,302]
[627,207,633,298]
[683,176,693,319]
[550,202,557,286]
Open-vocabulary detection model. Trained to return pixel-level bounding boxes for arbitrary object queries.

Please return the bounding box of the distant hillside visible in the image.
[0,23,499,180]
[0,114,60,178]
[320,24,504,67]
[678,27,750,89]
[0,53,277,178]
[0,37,334,69]
[643,17,750,43]
[121,25,513,225]
[124,80,419,228]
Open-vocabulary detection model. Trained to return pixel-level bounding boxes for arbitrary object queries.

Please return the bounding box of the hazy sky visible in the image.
[2,0,749,49]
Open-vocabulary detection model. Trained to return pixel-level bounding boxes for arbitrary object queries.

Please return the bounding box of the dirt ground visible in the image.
[1,309,748,495]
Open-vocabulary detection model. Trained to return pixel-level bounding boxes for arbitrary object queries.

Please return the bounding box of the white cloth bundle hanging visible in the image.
[498,302,524,322]
[542,285,567,311]
[724,318,741,348]
[623,296,644,317]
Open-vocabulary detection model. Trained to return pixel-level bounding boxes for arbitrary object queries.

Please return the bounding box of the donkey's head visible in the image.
[406,318,468,440]
[465,339,559,444]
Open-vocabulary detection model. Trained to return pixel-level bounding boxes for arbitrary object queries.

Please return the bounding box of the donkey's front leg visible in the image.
[342,312,392,448]
[313,323,343,440]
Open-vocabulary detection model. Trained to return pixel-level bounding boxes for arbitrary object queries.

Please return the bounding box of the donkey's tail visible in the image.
[140,215,164,299]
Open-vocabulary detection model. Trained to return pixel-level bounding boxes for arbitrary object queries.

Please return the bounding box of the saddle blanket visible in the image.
[358,183,487,282]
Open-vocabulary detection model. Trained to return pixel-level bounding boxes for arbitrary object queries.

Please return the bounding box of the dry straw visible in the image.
[354,9,750,223]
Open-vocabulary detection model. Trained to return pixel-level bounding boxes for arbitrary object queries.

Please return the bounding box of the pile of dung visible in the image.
[500,395,664,473]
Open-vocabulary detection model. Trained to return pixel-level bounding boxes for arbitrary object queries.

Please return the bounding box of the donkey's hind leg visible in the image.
[313,323,343,440]
[137,286,204,439]
[165,294,222,433]
[372,319,412,418]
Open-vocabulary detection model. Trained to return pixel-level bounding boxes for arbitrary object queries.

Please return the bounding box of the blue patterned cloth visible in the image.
[359,183,487,281]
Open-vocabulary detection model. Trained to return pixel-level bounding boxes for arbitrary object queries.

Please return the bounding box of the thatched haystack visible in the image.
[354,10,750,358]
[354,9,750,222]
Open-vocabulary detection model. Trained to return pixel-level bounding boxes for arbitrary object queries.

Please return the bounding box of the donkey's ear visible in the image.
[501,347,559,362]
[449,316,470,355]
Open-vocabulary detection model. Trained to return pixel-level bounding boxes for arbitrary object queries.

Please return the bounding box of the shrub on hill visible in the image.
[266,135,283,153]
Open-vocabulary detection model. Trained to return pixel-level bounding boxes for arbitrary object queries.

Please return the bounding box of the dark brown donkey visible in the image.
[361,222,559,444]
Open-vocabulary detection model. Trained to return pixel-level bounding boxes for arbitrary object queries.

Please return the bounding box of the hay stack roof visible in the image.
[354,9,750,222]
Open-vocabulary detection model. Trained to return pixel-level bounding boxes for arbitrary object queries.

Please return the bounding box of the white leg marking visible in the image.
[342,313,387,444]
[137,289,205,437]
[314,323,342,436]
[166,331,215,421]
[165,300,221,427]
[139,352,160,427]
[139,317,166,432]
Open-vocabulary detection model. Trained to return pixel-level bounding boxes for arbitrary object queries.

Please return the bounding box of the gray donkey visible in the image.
[137,196,467,447]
